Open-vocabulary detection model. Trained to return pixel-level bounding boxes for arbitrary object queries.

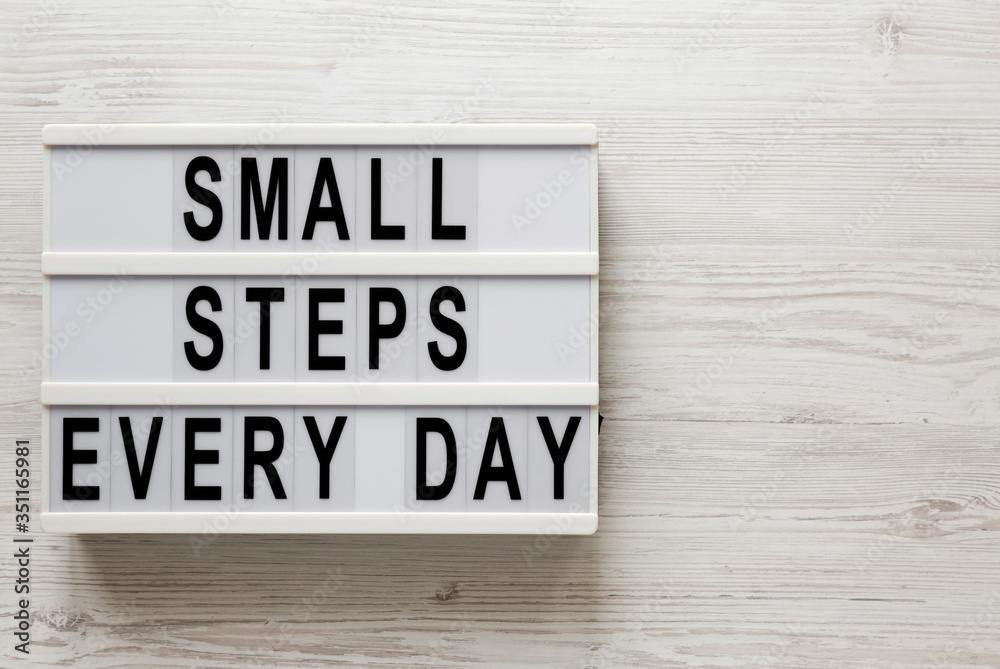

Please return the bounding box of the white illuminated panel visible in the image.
[477,146,591,252]
[49,406,111,513]
[234,147,296,252]
[355,147,418,253]
[233,407,295,511]
[527,407,591,513]
[353,407,407,512]
[51,147,173,252]
[294,147,356,253]
[235,277,296,382]
[466,407,528,513]
[478,277,591,382]
[41,124,599,534]
[169,407,233,513]
[416,277,478,382]
[416,147,478,252]
[49,277,173,382]
[356,277,419,383]
[404,406,467,512]
[292,407,355,511]
[173,146,235,253]
[173,278,235,382]
[110,406,172,512]
[294,277,357,381]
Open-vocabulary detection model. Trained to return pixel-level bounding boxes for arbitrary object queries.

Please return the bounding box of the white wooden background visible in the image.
[3,0,1000,667]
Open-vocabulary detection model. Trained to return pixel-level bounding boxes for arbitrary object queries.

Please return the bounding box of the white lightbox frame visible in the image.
[40,124,599,534]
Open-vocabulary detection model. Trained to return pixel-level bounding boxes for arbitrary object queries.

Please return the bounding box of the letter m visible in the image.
[241,157,288,240]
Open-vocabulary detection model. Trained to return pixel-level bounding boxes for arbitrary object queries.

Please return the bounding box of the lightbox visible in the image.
[40,124,598,533]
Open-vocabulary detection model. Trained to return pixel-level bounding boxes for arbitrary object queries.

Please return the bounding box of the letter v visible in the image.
[119,416,163,500]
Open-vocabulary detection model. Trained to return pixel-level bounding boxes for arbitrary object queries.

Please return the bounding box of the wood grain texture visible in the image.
[2,0,1000,666]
